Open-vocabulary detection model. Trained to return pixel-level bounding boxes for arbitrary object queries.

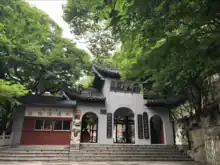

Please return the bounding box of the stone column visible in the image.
[70,110,81,151]
[11,106,25,147]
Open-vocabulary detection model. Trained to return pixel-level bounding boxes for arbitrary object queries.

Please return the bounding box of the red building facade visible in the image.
[18,96,76,145]
[21,116,72,145]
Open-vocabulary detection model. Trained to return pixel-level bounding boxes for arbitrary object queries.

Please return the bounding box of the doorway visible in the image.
[150,115,164,144]
[113,108,135,143]
[80,112,98,143]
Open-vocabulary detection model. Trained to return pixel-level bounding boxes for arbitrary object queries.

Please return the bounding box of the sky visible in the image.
[28,0,88,51]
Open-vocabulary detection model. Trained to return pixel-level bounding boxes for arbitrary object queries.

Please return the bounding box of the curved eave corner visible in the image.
[144,95,187,108]
[92,63,121,79]
[92,64,105,80]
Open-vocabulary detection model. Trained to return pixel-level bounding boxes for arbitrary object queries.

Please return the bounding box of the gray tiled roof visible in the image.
[92,64,120,79]
[145,95,187,108]
[62,87,105,102]
[18,95,76,108]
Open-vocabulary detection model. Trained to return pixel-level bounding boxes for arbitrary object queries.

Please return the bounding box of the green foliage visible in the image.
[170,102,195,120]
[0,79,28,134]
[0,80,28,100]
[63,0,118,64]
[0,0,91,132]
[63,0,220,119]
[78,76,94,88]
[0,0,91,95]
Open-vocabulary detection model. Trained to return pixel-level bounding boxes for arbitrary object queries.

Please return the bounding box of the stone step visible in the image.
[6,148,69,151]
[0,156,192,162]
[71,152,188,156]
[79,146,178,149]
[79,145,177,149]
[70,155,190,159]
[17,145,69,149]
[0,153,69,157]
[80,144,176,146]
[73,155,192,158]
[70,157,193,161]
[79,147,178,150]
[78,149,180,152]
[79,146,179,148]
[0,150,69,154]
[0,157,69,161]
[79,145,178,148]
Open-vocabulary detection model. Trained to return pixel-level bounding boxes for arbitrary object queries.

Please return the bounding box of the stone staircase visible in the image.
[0,144,193,162]
[0,145,70,161]
[69,144,193,161]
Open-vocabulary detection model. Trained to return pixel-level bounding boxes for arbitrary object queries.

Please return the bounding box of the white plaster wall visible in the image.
[77,103,111,144]
[146,107,174,145]
[102,78,110,101]
[108,91,145,145]
[100,78,174,145]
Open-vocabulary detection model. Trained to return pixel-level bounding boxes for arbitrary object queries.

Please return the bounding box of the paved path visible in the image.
[0,161,205,165]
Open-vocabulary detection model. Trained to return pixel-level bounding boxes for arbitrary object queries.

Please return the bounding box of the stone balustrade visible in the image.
[0,132,13,146]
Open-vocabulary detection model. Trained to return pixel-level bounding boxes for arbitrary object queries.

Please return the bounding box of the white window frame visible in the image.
[34,119,52,131]
[53,120,71,131]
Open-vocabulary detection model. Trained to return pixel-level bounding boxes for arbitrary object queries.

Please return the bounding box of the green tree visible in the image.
[0,0,91,133]
[63,0,118,64]
[0,0,91,94]
[0,80,28,134]
[64,0,220,122]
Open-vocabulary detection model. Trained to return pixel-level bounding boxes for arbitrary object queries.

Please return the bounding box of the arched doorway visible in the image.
[150,115,164,144]
[80,112,98,143]
[113,108,135,143]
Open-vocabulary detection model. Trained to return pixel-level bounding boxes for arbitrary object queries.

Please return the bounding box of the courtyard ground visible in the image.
[0,161,204,165]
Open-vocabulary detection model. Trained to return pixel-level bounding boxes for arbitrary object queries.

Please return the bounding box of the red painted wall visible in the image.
[21,117,71,145]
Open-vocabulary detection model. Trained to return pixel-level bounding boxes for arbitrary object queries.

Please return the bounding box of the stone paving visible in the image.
[0,161,205,165]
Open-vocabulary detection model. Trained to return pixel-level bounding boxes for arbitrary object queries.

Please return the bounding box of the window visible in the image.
[63,121,71,130]
[34,120,51,130]
[44,120,51,129]
[54,120,71,131]
[54,121,62,130]
[35,120,43,130]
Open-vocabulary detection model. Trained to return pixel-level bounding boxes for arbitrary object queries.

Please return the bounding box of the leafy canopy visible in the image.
[63,0,118,64]
[0,80,28,101]
[0,0,91,95]
[0,0,91,132]
[64,0,220,119]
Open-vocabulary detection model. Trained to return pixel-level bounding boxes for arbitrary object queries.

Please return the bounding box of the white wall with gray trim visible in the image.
[11,78,174,146]
[77,103,111,144]
[98,78,174,145]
